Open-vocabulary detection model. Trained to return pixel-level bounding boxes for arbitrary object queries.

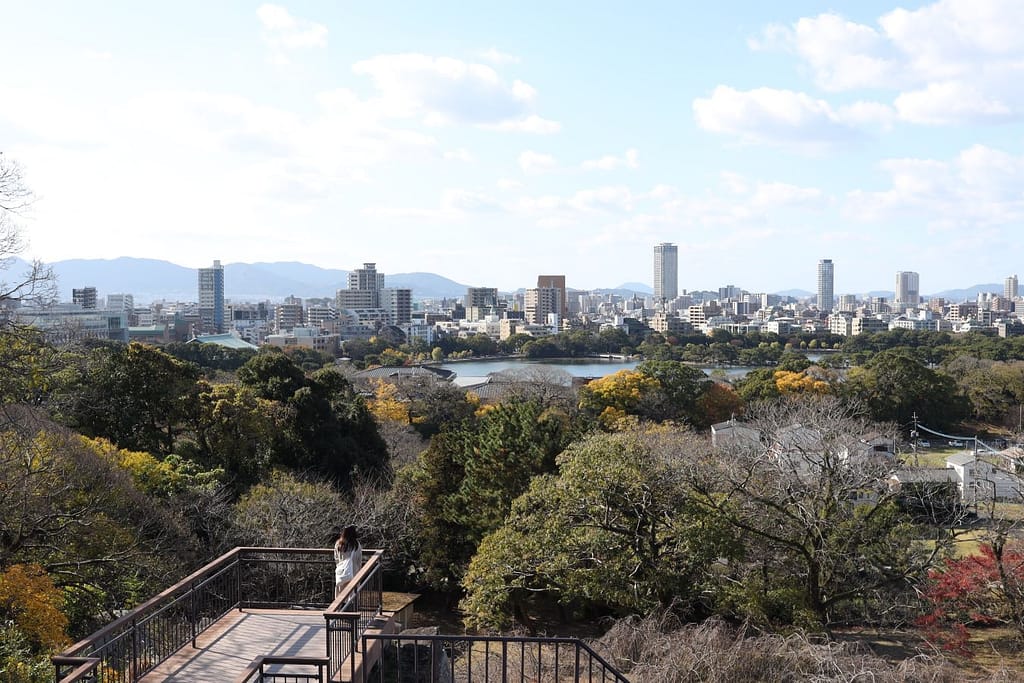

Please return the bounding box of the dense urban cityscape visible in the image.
[14,246,1024,352]
[8,1,1024,680]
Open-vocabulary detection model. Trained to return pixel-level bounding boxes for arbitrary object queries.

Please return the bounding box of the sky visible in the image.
[2,0,1023,296]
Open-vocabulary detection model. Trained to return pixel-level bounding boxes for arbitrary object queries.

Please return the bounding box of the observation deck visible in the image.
[52,547,629,682]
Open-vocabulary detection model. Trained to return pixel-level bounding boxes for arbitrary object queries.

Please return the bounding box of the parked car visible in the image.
[916,440,931,448]
[949,440,965,447]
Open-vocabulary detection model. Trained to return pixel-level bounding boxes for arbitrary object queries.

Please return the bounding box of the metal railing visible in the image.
[53,547,382,683]
[324,551,384,681]
[236,656,329,683]
[362,634,630,683]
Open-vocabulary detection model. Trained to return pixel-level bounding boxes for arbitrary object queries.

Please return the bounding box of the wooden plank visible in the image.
[140,609,327,682]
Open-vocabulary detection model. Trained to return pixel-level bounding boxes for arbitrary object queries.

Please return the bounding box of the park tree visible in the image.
[917,541,1024,656]
[232,470,345,549]
[59,342,200,455]
[411,400,573,590]
[285,367,388,484]
[407,379,477,438]
[689,396,954,631]
[773,369,832,395]
[0,412,196,636]
[187,382,291,488]
[237,350,307,402]
[490,365,576,410]
[578,369,661,429]
[949,359,1024,427]
[367,379,411,423]
[0,154,56,331]
[635,360,712,424]
[734,367,783,404]
[844,350,970,430]
[694,381,744,428]
[460,428,737,631]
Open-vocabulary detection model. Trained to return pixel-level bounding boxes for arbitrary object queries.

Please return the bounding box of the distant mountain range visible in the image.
[11,257,471,303]
[0,256,1008,305]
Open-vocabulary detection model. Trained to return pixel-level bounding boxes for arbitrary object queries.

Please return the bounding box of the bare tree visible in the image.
[689,395,964,631]
[0,153,56,321]
[490,365,577,408]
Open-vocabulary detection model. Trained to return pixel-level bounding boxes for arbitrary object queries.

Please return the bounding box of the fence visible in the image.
[236,656,330,683]
[362,633,630,683]
[53,547,382,683]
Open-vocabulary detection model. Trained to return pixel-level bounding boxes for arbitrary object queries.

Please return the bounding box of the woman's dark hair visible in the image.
[338,525,359,552]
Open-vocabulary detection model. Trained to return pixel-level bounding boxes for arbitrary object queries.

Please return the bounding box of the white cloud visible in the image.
[443,148,474,162]
[693,86,858,147]
[518,150,557,174]
[257,4,327,64]
[749,182,824,209]
[568,186,635,213]
[747,1,1024,127]
[478,48,521,65]
[352,53,544,128]
[366,188,503,220]
[496,178,523,191]
[485,114,562,134]
[581,148,639,171]
[844,144,1024,229]
[894,81,1012,125]
[440,188,502,212]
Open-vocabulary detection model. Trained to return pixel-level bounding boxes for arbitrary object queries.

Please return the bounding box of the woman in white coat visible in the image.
[334,525,362,598]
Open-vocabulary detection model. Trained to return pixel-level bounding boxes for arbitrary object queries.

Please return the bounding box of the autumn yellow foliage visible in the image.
[367,379,410,423]
[0,564,68,649]
[773,370,831,395]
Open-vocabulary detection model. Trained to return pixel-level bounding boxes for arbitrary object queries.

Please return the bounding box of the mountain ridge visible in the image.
[1,257,1009,305]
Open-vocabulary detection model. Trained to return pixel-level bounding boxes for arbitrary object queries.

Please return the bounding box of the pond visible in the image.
[436,354,826,381]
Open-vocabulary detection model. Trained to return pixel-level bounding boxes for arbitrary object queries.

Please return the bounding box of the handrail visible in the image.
[59,547,244,659]
[362,633,631,683]
[235,655,329,683]
[52,547,344,682]
[51,655,100,683]
[324,549,384,679]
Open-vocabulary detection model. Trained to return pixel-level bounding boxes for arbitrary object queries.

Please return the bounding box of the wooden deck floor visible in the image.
[140,609,328,682]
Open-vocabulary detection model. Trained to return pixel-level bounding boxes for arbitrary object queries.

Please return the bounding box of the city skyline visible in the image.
[4,1,1024,292]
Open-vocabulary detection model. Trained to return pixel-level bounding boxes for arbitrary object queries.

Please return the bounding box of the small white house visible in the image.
[946,452,1024,503]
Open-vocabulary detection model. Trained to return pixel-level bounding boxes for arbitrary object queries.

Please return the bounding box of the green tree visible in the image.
[237,350,307,402]
[461,429,736,631]
[412,400,574,589]
[844,350,970,430]
[60,342,200,454]
[187,383,289,487]
[636,360,711,424]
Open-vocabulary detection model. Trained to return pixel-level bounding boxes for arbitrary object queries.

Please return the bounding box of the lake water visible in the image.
[441,358,767,380]
[439,352,828,381]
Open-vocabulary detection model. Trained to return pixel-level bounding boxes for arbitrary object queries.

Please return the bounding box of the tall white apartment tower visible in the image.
[198,260,225,333]
[895,271,920,308]
[816,259,834,312]
[653,242,678,303]
[1005,274,1019,301]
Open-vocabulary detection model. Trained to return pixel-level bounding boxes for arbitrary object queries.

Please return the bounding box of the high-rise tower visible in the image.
[653,242,678,303]
[198,260,225,333]
[895,271,920,308]
[816,259,834,312]
[1005,274,1019,301]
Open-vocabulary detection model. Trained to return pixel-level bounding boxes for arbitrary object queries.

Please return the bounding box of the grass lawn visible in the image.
[836,625,1024,679]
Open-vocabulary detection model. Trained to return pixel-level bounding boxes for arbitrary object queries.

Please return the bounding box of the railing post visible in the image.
[130,617,139,682]
[190,580,197,647]
[235,552,243,609]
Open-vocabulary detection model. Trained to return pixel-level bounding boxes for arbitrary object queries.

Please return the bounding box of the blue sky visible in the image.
[2,0,1022,295]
